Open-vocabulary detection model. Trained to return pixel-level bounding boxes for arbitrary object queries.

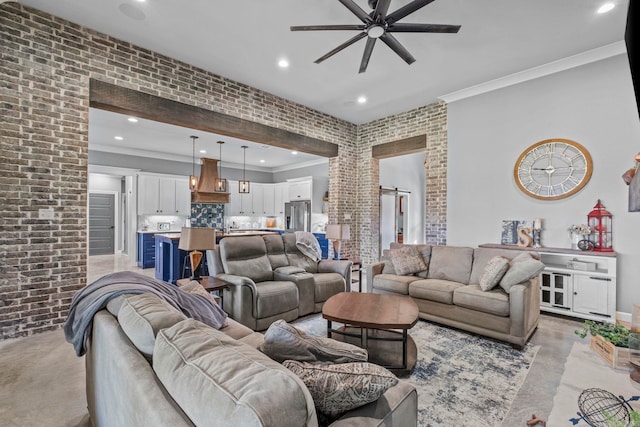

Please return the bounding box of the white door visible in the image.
[380,191,396,253]
[572,274,611,318]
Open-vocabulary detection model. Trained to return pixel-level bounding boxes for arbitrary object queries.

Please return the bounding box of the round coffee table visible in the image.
[322,292,419,376]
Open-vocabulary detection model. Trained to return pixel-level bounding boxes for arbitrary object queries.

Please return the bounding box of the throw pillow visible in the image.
[479,256,510,291]
[260,319,368,363]
[389,246,427,276]
[179,280,219,306]
[499,252,545,292]
[283,360,398,417]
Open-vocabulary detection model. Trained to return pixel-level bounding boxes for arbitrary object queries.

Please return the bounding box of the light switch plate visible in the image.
[344,213,352,220]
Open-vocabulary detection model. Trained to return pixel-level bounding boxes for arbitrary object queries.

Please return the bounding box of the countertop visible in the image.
[138,230,182,234]
[153,231,280,240]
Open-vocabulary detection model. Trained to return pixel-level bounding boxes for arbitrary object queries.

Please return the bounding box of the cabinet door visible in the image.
[262,184,275,215]
[227,180,241,215]
[289,181,311,200]
[249,183,263,215]
[157,178,175,214]
[573,274,612,318]
[274,183,287,215]
[239,191,251,215]
[138,175,160,214]
[174,178,191,215]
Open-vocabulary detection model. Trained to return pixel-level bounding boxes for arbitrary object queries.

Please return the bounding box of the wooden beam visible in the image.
[371,135,427,159]
[89,79,338,158]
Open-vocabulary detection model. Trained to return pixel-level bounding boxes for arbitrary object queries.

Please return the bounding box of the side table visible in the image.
[176,276,230,307]
[341,258,363,292]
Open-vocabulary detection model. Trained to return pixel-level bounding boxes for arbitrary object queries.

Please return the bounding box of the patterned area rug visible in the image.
[293,315,539,427]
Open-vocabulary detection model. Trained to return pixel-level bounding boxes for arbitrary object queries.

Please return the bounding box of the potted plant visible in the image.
[575,320,631,369]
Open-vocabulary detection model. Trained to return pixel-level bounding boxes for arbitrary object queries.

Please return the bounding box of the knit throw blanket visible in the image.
[295,231,322,262]
[63,271,228,357]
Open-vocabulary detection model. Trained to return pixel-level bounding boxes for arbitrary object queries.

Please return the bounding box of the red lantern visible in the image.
[587,199,613,252]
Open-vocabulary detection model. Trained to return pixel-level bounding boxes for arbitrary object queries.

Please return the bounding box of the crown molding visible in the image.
[438,41,627,104]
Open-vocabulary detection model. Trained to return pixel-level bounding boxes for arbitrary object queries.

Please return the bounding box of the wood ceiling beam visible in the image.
[371,134,427,159]
[89,79,339,158]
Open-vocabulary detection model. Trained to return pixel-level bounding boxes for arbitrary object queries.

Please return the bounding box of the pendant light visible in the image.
[214,140,228,193]
[189,135,199,191]
[239,145,250,194]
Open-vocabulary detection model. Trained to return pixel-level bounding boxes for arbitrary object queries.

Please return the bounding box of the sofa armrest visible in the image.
[365,262,385,293]
[508,277,541,341]
[216,273,257,290]
[318,259,352,284]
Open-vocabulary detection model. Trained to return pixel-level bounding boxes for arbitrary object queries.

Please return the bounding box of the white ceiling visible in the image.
[17,0,630,166]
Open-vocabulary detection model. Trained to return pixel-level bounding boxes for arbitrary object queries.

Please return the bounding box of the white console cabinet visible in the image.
[480,244,617,323]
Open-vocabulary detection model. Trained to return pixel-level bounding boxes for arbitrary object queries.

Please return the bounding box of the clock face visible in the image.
[514,139,593,200]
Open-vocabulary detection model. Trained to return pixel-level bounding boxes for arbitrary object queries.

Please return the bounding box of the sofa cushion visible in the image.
[408,279,464,305]
[453,285,510,317]
[427,246,474,284]
[469,247,528,285]
[381,258,397,275]
[178,280,219,305]
[283,360,399,418]
[256,281,299,318]
[262,234,289,269]
[372,274,419,294]
[389,246,427,276]
[154,319,317,427]
[313,272,346,303]
[220,235,274,282]
[118,294,187,359]
[479,256,510,291]
[499,252,545,292]
[260,319,368,363]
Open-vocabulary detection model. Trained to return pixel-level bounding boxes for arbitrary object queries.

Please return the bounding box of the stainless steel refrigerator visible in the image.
[285,200,311,232]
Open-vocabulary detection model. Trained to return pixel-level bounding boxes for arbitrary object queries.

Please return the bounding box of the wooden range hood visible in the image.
[191,158,230,203]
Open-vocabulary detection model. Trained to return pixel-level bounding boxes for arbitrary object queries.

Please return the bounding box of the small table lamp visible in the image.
[178,227,217,280]
[326,224,350,260]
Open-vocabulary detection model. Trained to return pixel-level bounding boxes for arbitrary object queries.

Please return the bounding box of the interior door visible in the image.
[380,189,396,254]
[89,193,115,256]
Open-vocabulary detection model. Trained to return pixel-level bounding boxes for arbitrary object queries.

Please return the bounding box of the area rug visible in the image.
[548,342,639,426]
[293,315,539,427]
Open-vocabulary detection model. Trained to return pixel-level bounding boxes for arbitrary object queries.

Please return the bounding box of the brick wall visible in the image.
[0,3,447,339]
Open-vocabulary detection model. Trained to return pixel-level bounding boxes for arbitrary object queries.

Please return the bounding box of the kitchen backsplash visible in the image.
[190,203,225,228]
[139,214,186,232]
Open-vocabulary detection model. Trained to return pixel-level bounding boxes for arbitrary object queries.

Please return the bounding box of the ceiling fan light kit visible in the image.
[291,0,460,73]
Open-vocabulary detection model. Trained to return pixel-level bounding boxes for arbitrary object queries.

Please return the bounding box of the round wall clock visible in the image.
[513,138,593,200]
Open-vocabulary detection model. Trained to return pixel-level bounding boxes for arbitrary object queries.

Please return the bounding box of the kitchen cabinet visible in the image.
[137,232,156,268]
[226,180,241,215]
[288,181,312,201]
[138,173,190,215]
[262,184,275,215]
[275,182,288,215]
[251,183,264,215]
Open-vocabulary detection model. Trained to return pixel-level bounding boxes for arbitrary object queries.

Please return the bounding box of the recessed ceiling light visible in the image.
[114,136,123,141]
[127,117,138,123]
[291,151,298,155]
[278,58,290,68]
[199,149,206,154]
[357,96,367,104]
[597,2,615,13]
[260,159,265,163]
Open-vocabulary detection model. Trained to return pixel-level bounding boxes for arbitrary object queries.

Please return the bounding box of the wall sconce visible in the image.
[178,227,217,280]
[214,140,228,193]
[326,224,350,260]
[189,135,199,191]
[239,145,250,194]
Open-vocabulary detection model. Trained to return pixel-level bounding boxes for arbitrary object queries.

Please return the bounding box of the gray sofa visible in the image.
[86,293,418,427]
[208,233,352,331]
[367,244,542,348]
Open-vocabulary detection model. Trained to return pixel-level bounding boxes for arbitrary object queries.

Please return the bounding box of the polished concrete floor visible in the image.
[0,252,587,426]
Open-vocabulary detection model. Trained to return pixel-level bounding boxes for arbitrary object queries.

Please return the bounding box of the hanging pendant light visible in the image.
[189,135,199,191]
[214,140,228,193]
[239,145,250,194]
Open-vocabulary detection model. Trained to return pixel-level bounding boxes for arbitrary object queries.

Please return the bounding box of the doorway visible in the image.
[89,193,116,255]
[379,188,411,253]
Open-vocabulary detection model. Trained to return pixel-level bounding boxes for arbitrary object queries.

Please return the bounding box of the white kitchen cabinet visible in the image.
[251,183,264,215]
[275,182,289,214]
[288,181,312,200]
[138,173,190,215]
[572,274,612,318]
[262,184,275,216]
[226,180,240,215]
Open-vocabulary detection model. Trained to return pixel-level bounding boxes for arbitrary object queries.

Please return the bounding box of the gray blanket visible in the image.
[63,271,228,357]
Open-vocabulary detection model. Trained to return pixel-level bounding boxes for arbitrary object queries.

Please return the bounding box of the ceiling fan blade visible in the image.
[338,0,372,23]
[386,0,436,25]
[291,25,366,31]
[314,32,367,64]
[388,23,461,33]
[359,37,377,73]
[372,0,392,22]
[380,33,415,65]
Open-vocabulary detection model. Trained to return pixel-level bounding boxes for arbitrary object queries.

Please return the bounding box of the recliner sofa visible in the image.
[208,233,352,331]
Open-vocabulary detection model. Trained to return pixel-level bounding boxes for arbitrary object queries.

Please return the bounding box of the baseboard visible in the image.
[617,311,631,327]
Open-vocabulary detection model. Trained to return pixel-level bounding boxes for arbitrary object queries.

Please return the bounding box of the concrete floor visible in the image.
[0,253,586,426]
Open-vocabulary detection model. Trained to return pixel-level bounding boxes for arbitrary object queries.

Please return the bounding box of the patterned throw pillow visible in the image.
[283,360,398,417]
[499,252,546,292]
[179,280,219,305]
[479,256,510,291]
[389,246,427,276]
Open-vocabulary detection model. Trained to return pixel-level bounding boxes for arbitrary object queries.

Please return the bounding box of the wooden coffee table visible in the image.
[322,292,419,376]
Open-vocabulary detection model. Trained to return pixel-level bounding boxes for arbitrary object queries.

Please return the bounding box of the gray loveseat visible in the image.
[208,233,352,331]
[367,244,542,348]
[86,293,418,426]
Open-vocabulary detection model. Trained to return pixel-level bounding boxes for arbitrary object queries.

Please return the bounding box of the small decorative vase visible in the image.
[571,233,582,250]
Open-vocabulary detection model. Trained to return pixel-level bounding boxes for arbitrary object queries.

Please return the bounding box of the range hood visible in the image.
[191,157,230,203]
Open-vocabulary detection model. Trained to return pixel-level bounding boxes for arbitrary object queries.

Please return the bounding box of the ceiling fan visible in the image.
[291,0,460,73]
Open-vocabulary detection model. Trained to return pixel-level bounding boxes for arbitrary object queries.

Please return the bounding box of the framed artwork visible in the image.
[501,220,532,245]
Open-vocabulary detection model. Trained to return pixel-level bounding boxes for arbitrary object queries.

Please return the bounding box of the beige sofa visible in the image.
[367,244,542,348]
[86,293,418,427]
[208,233,352,331]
